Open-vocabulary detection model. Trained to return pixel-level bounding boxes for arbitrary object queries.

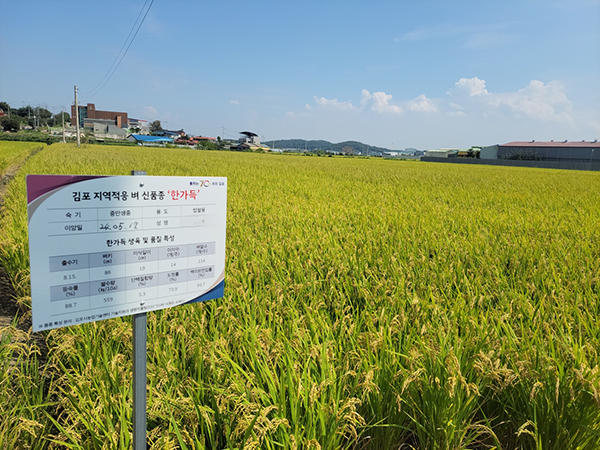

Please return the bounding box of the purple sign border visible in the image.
[26,175,107,204]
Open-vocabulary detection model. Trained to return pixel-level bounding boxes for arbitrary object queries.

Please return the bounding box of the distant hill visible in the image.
[269,139,391,155]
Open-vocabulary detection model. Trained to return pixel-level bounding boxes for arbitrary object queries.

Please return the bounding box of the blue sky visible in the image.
[1,0,599,149]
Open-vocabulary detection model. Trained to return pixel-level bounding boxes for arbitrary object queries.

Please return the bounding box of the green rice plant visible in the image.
[477,313,600,450]
[0,324,56,450]
[398,331,492,450]
[43,320,133,449]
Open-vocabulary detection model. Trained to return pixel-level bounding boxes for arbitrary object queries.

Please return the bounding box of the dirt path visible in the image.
[0,160,23,206]
[0,266,19,329]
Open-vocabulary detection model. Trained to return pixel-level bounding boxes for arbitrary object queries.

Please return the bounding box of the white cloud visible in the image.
[586,119,600,132]
[360,89,372,107]
[368,90,403,114]
[286,111,309,119]
[313,90,401,114]
[230,100,239,105]
[307,78,575,130]
[408,94,437,113]
[450,77,489,97]
[488,80,573,122]
[313,96,356,110]
[448,77,573,122]
[143,106,158,118]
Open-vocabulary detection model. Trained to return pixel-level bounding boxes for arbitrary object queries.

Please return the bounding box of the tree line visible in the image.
[0,101,70,132]
[270,139,390,155]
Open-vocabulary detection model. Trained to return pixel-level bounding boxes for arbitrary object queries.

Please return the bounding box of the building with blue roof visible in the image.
[128,134,174,145]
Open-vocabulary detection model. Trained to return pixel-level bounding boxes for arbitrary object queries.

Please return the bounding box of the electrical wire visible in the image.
[82,0,154,98]
[81,0,150,96]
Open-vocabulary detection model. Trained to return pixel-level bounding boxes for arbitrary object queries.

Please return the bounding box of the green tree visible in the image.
[52,112,71,126]
[0,116,21,132]
[28,107,52,127]
[15,106,32,119]
[0,101,10,114]
[195,140,221,151]
[37,108,52,120]
[150,120,162,132]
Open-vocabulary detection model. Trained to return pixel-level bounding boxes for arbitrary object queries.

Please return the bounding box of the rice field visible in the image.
[0,141,44,177]
[1,142,599,449]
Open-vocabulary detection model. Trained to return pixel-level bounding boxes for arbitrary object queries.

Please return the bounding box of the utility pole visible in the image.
[74,85,81,147]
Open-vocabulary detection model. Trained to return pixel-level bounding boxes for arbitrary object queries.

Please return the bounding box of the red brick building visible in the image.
[71,103,128,128]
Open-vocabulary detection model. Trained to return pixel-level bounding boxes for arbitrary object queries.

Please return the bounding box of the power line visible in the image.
[82,0,155,98]
[81,0,150,96]
[188,127,240,139]
[2,100,69,116]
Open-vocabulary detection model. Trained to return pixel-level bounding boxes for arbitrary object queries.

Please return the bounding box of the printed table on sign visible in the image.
[27,175,227,332]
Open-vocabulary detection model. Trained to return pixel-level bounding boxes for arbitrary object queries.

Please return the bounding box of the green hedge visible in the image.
[0,131,59,145]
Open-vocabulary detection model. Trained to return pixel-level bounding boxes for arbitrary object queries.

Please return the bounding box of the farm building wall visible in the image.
[497,145,597,162]
[493,141,600,163]
[420,157,600,171]
[480,145,498,159]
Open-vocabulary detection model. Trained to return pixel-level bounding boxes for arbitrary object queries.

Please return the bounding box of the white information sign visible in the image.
[27,175,227,332]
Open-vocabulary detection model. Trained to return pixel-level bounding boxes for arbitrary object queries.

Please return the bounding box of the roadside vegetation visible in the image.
[0,142,599,449]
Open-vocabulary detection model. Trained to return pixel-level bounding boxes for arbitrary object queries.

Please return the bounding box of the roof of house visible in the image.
[240,131,258,137]
[129,134,173,143]
[152,130,182,137]
[426,149,458,153]
[501,140,600,148]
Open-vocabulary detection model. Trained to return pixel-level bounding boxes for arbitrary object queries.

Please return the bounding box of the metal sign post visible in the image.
[131,170,147,450]
[133,311,147,448]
